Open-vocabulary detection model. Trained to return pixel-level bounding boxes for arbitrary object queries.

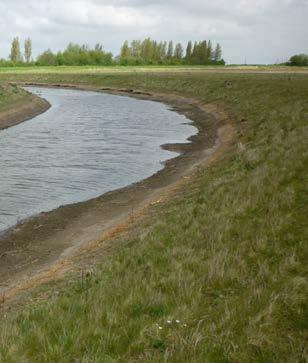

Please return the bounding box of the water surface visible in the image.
[0,87,197,232]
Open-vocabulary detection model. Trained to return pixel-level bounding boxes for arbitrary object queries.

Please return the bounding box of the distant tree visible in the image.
[10,37,22,63]
[174,43,184,60]
[120,40,130,61]
[186,41,192,60]
[66,43,81,53]
[79,47,91,65]
[36,49,57,66]
[141,38,154,62]
[200,41,208,63]
[130,40,142,59]
[153,41,161,62]
[158,41,167,61]
[288,54,308,66]
[213,43,222,61]
[61,43,83,65]
[207,40,213,61]
[90,44,113,65]
[24,37,32,63]
[166,41,174,59]
[192,41,198,59]
[56,51,64,65]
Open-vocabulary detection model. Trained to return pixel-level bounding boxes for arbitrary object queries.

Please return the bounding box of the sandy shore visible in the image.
[0,83,235,304]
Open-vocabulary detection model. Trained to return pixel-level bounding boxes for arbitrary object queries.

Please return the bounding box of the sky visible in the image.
[0,0,307,64]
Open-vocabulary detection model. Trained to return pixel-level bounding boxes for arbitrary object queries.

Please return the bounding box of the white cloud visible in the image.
[44,0,160,28]
[0,0,307,63]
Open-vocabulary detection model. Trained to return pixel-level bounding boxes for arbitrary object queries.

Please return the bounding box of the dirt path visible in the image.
[0,84,236,306]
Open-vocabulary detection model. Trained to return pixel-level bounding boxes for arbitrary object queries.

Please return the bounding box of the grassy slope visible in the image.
[0,71,307,362]
[0,84,32,113]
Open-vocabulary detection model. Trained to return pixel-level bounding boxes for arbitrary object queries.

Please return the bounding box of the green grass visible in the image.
[0,64,307,74]
[0,83,32,113]
[0,65,224,74]
[0,71,307,362]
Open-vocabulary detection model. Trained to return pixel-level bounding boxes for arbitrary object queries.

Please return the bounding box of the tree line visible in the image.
[0,38,113,66]
[36,43,113,66]
[119,39,224,65]
[0,37,225,67]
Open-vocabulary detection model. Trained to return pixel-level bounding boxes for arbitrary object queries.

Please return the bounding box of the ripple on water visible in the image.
[0,87,197,233]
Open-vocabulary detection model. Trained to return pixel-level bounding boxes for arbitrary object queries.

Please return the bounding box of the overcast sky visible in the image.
[0,0,307,64]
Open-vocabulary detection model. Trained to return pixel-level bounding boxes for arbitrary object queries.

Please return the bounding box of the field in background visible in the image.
[0,69,307,362]
[0,64,308,74]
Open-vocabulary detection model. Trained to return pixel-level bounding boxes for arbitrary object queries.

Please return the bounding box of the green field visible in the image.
[0,69,307,362]
[0,64,308,75]
[1,65,218,73]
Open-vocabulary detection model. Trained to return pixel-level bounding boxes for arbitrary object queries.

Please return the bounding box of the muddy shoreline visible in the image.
[0,83,233,302]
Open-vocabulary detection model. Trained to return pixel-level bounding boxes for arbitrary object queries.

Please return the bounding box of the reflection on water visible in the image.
[0,87,197,232]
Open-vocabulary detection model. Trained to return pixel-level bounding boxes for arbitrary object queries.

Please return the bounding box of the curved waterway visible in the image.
[0,87,197,233]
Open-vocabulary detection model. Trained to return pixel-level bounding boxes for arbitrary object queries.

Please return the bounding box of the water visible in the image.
[0,87,197,233]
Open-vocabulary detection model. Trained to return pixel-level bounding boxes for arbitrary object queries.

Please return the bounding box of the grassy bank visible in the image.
[0,83,32,113]
[0,70,307,362]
